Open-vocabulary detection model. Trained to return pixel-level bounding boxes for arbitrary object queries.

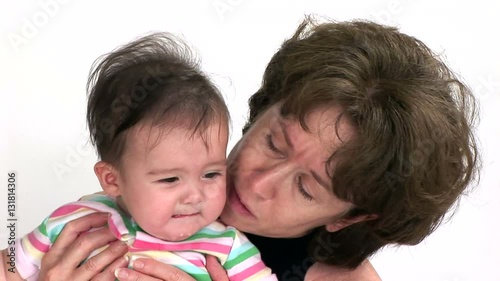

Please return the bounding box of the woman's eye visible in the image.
[204,172,221,179]
[266,134,281,154]
[160,177,178,183]
[297,176,313,201]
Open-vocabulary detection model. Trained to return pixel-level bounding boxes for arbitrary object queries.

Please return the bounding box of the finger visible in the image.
[114,268,162,281]
[123,258,196,281]
[54,223,119,274]
[91,255,130,281]
[50,212,110,257]
[206,255,229,281]
[73,240,128,279]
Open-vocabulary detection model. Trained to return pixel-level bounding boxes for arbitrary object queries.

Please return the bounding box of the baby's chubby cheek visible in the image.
[204,184,224,199]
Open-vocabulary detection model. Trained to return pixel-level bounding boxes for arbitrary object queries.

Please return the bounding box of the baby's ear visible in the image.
[325,213,379,233]
[94,161,121,197]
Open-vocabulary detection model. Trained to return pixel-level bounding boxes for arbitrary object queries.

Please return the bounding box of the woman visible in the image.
[34,17,478,281]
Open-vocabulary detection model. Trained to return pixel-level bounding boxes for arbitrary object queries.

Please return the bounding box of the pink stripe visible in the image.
[27,232,49,253]
[188,259,205,267]
[107,219,121,238]
[50,205,85,217]
[132,240,231,254]
[231,261,267,281]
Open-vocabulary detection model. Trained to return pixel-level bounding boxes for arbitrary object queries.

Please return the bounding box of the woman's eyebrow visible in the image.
[279,119,330,190]
[311,171,331,190]
[279,120,293,148]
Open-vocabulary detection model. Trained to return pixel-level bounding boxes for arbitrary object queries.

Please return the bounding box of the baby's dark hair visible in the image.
[87,33,229,164]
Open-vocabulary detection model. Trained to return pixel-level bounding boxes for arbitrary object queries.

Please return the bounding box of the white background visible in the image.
[1,1,499,280]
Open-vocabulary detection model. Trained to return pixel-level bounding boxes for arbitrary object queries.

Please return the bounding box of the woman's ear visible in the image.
[325,213,379,233]
[94,161,121,197]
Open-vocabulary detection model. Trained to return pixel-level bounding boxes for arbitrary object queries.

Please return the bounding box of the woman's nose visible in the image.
[248,163,289,200]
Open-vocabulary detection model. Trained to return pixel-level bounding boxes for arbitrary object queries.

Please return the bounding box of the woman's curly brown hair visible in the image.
[244,17,480,269]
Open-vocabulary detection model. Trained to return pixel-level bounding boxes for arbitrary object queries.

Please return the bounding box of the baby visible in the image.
[3,33,276,281]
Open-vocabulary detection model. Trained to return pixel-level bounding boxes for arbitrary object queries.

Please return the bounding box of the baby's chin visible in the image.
[138,215,217,241]
[148,230,198,241]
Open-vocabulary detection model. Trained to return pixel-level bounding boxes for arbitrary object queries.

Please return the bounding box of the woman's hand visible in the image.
[39,212,129,281]
[114,258,194,281]
[205,255,229,281]
[37,211,229,281]
[114,255,229,281]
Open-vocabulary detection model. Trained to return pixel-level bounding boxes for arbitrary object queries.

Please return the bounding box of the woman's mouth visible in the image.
[227,185,255,218]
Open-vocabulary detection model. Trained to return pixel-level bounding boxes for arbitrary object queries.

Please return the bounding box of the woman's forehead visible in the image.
[281,105,355,145]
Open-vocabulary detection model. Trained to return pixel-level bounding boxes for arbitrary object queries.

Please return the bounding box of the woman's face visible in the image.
[220,104,355,238]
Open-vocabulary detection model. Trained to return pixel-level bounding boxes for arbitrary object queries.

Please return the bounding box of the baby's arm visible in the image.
[1,249,24,281]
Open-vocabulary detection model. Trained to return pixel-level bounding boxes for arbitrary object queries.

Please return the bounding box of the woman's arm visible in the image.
[305,260,381,281]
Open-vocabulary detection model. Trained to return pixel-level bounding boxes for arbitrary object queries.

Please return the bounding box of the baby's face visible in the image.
[115,122,228,241]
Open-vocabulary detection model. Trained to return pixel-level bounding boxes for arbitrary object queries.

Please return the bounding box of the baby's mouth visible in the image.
[171,212,200,218]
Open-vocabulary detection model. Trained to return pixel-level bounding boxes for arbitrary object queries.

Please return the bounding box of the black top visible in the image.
[245,232,316,281]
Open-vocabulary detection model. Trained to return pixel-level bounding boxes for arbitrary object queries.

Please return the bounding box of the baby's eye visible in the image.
[160,177,179,183]
[204,172,222,179]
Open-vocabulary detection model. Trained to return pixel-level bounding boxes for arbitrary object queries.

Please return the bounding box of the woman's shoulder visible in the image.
[305,260,381,281]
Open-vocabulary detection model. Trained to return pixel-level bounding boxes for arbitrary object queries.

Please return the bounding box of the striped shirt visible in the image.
[16,193,277,281]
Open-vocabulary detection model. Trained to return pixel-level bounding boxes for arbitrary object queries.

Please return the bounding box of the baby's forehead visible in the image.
[117,121,228,169]
[125,120,228,151]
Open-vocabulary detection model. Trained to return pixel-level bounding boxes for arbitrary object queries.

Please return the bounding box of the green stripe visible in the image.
[91,196,138,235]
[37,216,62,243]
[188,273,212,281]
[48,223,65,243]
[184,230,235,241]
[224,246,260,269]
[37,217,48,236]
